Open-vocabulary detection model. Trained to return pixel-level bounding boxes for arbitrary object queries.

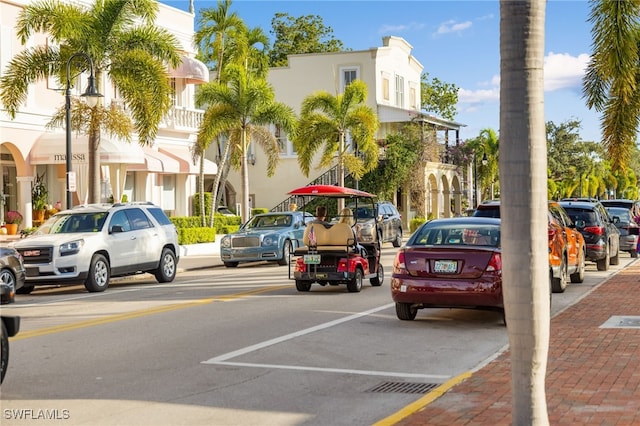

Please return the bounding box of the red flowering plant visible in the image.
[6,210,23,225]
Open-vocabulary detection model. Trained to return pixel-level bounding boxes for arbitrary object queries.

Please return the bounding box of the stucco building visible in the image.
[223,36,466,228]
[1,0,215,229]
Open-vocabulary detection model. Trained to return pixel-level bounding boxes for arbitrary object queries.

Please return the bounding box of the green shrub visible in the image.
[218,225,241,234]
[410,217,427,233]
[192,193,213,217]
[252,207,268,215]
[177,227,216,245]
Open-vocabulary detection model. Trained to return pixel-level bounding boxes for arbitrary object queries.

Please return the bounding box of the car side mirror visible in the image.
[574,220,586,229]
[110,225,124,233]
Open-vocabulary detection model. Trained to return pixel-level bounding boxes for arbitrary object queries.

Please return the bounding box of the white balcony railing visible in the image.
[110,100,204,132]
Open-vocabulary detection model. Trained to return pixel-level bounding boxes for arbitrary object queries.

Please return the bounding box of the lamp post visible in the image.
[65,53,102,210]
[473,150,488,207]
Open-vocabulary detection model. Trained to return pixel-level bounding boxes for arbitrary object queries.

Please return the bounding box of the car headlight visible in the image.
[262,235,278,246]
[221,236,231,248]
[59,239,84,256]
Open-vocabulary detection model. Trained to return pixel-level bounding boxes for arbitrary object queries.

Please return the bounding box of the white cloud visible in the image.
[544,52,590,91]
[458,52,590,107]
[379,22,426,34]
[434,20,472,36]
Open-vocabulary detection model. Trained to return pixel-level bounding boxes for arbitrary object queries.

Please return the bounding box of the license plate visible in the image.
[434,260,457,273]
[25,267,40,277]
[304,254,321,264]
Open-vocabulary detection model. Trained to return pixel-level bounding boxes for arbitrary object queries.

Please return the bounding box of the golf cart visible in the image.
[287,185,384,292]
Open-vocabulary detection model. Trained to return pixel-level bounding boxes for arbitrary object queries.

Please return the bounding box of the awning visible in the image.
[128,148,181,174]
[159,145,218,175]
[377,105,466,130]
[168,55,209,84]
[29,133,145,165]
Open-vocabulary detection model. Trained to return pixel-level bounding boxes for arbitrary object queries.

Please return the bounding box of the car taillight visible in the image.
[486,253,502,273]
[337,258,349,272]
[393,250,407,274]
[295,257,307,273]
[584,226,605,235]
[548,227,556,241]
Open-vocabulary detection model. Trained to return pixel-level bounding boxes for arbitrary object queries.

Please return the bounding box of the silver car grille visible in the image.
[231,236,260,248]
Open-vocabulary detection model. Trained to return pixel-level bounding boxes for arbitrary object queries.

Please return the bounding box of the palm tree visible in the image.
[195,0,244,223]
[499,1,550,424]
[293,79,379,209]
[582,0,640,171]
[0,0,181,204]
[195,63,296,222]
[207,25,272,226]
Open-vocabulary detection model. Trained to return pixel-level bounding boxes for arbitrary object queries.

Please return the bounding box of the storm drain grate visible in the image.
[366,382,439,394]
[600,316,640,329]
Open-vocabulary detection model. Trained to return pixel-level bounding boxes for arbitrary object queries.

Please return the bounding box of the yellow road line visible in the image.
[10,285,290,341]
[372,371,473,426]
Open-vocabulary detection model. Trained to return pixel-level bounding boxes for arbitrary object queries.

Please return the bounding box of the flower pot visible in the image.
[33,209,45,222]
[5,223,18,235]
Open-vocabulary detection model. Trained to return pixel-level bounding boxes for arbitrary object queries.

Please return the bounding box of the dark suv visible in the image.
[376,202,403,247]
[559,200,620,271]
[351,201,403,247]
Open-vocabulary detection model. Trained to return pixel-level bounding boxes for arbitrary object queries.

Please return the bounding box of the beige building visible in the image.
[1,0,215,229]
[223,36,466,227]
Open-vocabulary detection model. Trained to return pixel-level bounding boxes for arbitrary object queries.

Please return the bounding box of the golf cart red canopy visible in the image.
[288,185,375,198]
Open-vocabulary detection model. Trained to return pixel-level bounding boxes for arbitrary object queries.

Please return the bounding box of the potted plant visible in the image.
[31,172,48,222]
[5,210,23,235]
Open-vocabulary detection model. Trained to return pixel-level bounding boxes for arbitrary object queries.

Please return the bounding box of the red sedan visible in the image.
[391,217,503,321]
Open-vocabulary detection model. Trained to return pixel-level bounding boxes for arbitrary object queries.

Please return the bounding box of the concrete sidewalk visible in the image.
[385,258,640,426]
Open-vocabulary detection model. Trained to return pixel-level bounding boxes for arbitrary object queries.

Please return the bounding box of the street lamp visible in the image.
[65,53,102,210]
[473,150,488,208]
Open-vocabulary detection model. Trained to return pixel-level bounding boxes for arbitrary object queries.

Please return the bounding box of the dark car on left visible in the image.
[1,245,25,304]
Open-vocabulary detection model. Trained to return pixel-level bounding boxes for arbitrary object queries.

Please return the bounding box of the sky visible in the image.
[162,0,601,142]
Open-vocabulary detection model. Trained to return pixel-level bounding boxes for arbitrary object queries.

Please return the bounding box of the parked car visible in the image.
[602,206,639,258]
[473,200,586,292]
[1,315,20,384]
[217,206,237,216]
[11,202,179,293]
[350,201,403,247]
[220,211,315,267]
[559,200,620,271]
[1,246,25,304]
[391,217,505,322]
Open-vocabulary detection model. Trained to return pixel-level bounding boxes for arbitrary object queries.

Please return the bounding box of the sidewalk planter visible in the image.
[5,223,18,235]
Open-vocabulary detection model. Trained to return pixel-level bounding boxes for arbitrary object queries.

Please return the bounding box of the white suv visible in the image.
[12,203,179,293]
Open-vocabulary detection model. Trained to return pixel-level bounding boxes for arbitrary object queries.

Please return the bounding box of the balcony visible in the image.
[110,100,204,133]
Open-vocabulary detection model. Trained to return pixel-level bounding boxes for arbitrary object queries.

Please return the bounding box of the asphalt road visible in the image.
[1,246,635,426]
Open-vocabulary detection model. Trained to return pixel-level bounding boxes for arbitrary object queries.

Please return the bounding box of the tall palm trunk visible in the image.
[208,137,232,227]
[500,1,550,424]
[241,127,250,222]
[88,110,101,204]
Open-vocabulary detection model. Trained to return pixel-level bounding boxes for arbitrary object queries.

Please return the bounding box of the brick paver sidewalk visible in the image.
[393,260,640,426]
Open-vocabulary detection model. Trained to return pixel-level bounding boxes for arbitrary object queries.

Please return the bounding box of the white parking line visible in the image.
[202,302,451,380]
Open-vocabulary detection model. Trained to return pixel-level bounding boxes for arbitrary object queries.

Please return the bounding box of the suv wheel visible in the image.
[551,256,568,293]
[392,228,402,248]
[570,248,586,283]
[609,243,619,265]
[154,248,177,283]
[596,248,610,271]
[85,254,110,292]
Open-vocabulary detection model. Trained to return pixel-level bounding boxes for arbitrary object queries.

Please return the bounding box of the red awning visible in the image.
[288,184,376,198]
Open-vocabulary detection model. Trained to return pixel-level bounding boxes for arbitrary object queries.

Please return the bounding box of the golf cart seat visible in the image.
[295,223,356,255]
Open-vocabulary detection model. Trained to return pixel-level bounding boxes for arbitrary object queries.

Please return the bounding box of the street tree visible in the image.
[0,0,181,204]
[582,0,640,171]
[268,13,346,67]
[500,1,550,424]
[420,72,459,121]
[468,128,500,200]
[194,0,244,224]
[293,80,379,210]
[195,63,296,222]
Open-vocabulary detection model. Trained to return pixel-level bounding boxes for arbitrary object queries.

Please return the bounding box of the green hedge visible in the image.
[410,217,427,233]
[170,215,243,245]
